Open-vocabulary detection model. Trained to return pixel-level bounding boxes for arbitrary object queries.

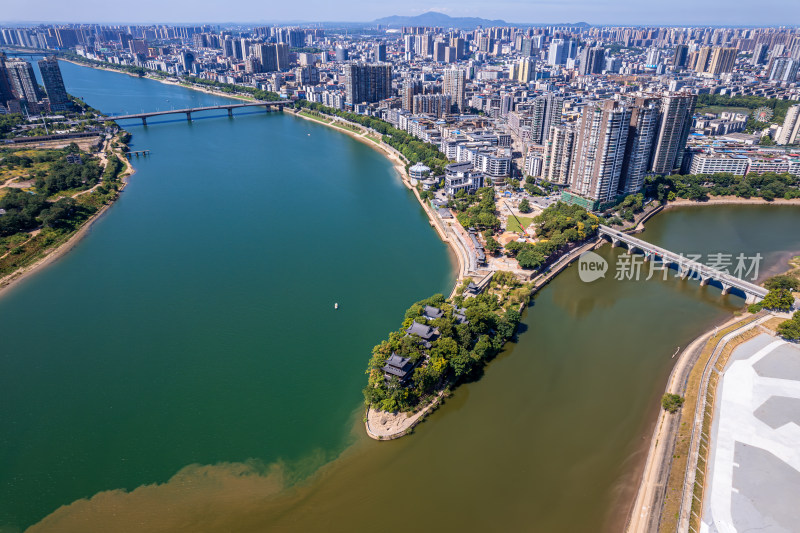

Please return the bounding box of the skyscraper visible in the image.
[0,54,16,106]
[37,56,70,111]
[344,64,392,104]
[776,104,800,145]
[673,44,689,69]
[620,97,660,195]
[569,100,631,203]
[520,38,534,58]
[5,58,42,104]
[548,39,567,66]
[443,68,465,112]
[579,46,605,75]
[650,94,697,174]
[374,42,386,62]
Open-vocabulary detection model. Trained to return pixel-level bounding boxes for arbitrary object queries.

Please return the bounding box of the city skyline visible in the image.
[1,1,800,27]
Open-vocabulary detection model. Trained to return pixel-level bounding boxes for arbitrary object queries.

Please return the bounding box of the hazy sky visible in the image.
[2,0,798,26]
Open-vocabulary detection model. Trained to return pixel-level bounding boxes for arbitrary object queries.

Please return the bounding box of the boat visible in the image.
[334,302,339,310]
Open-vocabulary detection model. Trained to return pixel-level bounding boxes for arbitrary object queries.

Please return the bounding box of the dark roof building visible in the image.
[406,321,440,341]
[423,305,444,320]
[381,353,416,384]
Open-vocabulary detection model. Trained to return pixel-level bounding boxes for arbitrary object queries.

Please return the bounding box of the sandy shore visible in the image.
[0,146,135,299]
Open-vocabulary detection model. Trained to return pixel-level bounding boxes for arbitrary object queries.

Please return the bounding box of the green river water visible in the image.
[1,60,799,533]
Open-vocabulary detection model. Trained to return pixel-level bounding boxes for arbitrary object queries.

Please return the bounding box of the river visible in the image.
[1,60,799,533]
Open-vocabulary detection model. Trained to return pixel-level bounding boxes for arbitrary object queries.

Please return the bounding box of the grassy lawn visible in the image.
[695,105,752,116]
[298,110,331,124]
[507,216,535,234]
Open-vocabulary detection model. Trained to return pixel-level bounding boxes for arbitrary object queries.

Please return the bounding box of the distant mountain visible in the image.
[374,11,590,29]
[374,11,506,29]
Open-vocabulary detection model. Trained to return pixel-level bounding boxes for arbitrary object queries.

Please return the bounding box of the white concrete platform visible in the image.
[701,333,800,533]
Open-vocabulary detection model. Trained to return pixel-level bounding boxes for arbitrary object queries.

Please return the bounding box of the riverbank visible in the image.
[0,142,135,299]
[669,195,800,207]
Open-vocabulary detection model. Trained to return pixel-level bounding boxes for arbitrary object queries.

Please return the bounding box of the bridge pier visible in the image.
[721,283,731,295]
[643,252,652,262]
[612,238,621,248]
[227,108,233,117]
[745,293,758,305]
[700,275,709,286]
[141,117,147,126]
[186,111,192,122]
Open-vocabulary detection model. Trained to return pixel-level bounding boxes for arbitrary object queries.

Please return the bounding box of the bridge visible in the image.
[598,226,798,308]
[106,100,291,125]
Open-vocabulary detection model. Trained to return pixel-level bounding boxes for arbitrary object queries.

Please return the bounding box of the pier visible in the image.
[124,150,150,158]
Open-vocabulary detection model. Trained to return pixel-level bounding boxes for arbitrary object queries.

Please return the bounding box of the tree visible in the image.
[777,311,800,341]
[761,288,795,311]
[519,199,532,213]
[661,393,685,413]
[485,236,501,254]
[764,275,800,292]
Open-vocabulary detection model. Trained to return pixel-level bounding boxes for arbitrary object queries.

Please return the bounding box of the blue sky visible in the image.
[2,0,798,26]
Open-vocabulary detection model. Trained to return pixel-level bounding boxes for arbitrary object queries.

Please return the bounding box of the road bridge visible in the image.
[106,100,291,125]
[598,226,798,308]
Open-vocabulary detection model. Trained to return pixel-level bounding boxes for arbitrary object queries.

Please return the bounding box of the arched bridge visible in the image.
[105,100,291,125]
[598,225,799,309]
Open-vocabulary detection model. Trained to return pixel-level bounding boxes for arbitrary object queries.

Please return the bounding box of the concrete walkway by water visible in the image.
[702,334,800,533]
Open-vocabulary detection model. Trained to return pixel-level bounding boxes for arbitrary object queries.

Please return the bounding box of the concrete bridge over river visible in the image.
[598,226,799,309]
[106,100,291,125]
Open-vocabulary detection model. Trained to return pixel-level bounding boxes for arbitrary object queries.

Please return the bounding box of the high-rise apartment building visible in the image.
[412,94,452,118]
[673,44,689,68]
[401,79,422,111]
[433,41,447,62]
[516,57,534,83]
[619,97,660,195]
[253,43,288,72]
[5,58,42,104]
[707,47,738,75]
[374,42,386,62]
[569,100,631,203]
[692,46,712,72]
[769,57,799,82]
[530,93,564,145]
[37,56,69,110]
[543,125,576,184]
[751,43,769,66]
[0,54,15,106]
[344,64,392,104]
[650,94,697,174]
[776,104,800,145]
[443,68,465,112]
[520,38,535,58]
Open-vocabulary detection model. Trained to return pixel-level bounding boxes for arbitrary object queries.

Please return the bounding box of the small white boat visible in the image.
[307,133,311,136]
[334,302,339,310]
